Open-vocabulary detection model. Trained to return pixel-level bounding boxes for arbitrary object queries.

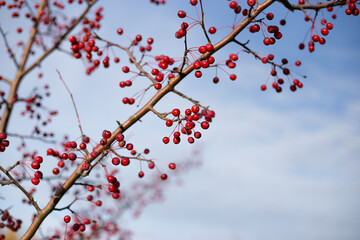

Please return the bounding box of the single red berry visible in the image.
[206,43,213,52]
[31,161,40,169]
[195,70,202,78]
[0,132,7,139]
[64,215,71,223]
[201,121,210,129]
[172,108,180,116]
[169,163,176,170]
[208,27,216,34]
[229,74,237,80]
[102,130,111,138]
[34,171,43,179]
[95,200,102,206]
[112,157,120,165]
[160,174,168,180]
[135,34,142,42]
[229,1,237,9]
[148,162,155,169]
[53,168,60,175]
[116,133,124,142]
[247,0,256,7]
[68,36,77,43]
[82,162,90,170]
[260,85,267,91]
[165,120,173,127]
[35,156,43,163]
[191,105,199,113]
[266,13,274,20]
[138,171,144,178]
[31,178,40,185]
[177,10,186,18]
[121,157,130,166]
[117,28,123,35]
[68,153,77,161]
[198,46,207,54]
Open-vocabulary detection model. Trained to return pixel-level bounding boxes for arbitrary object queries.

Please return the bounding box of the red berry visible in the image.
[229,1,237,9]
[53,168,60,175]
[201,121,210,129]
[208,27,216,34]
[169,163,176,170]
[64,215,71,223]
[177,10,186,18]
[172,108,180,116]
[117,28,123,35]
[0,132,7,139]
[121,157,130,166]
[266,13,274,20]
[247,0,256,7]
[147,162,155,169]
[160,174,168,180]
[112,157,120,165]
[31,178,40,185]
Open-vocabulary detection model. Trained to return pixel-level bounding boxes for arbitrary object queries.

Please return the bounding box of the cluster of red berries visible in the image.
[260,57,303,92]
[0,133,9,152]
[162,105,215,145]
[63,215,89,236]
[67,7,107,74]
[30,156,44,185]
[299,17,334,52]
[192,44,216,78]
[0,210,22,236]
[345,1,359,15]
[106,175,121,199]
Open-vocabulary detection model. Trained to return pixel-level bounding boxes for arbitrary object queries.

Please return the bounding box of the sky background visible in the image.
[1,1,360,240]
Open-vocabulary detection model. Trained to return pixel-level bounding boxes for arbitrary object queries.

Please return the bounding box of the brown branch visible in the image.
[172,89,210,111]
[233,39,306,79]
[198,0,211,43]
[0,165,41,212]
[0,0,99,134]
[94,33,157,85]
[0,76,11,84]
[20,1,276,239]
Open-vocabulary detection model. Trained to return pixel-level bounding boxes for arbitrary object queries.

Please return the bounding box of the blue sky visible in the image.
[1,1,360,240]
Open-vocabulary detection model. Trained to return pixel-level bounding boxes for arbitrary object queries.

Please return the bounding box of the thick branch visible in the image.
[20,0,276,239]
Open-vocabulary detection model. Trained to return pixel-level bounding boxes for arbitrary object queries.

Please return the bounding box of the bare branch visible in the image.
[56,70,85,142]
[172,89,210,111]
[7,133,56,144]
[0,165,41,212]
[0,26,20,68]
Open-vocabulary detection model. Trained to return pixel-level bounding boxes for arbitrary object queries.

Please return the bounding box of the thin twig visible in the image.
[0,76,11,84]
[0,26,20,68]
[172,89,210,111]
[7,133,57,144]
[56,70,85,142]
